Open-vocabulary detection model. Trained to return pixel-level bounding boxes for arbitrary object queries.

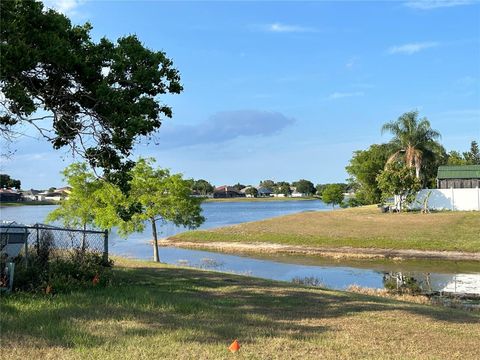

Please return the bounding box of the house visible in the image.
[0,189,22,202]
[257,187,273,197]
[20,189,42,201]
[437,165,480,189]
[213,185,246,198]
[240,186,255,198]
[38,187,71,202]
[290,187,305,198]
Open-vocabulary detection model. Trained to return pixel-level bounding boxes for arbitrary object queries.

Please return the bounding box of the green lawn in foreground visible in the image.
[174,206,480,252]
[1,258,479,359]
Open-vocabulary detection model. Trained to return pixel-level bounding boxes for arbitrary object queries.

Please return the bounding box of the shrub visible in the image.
[12,249,113,293]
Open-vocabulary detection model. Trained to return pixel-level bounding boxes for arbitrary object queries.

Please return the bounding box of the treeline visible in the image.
[191,179,351,197]
[346,110,480,206]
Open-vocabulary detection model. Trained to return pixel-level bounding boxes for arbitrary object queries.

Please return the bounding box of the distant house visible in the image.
[437,165,480,189]
[240,186,255,198]
[38,187,71,202]
[290,187,305,198]
[0,189,22,202]
[257,187,273,197]
[20,189,42,201]
[213,186,246,198]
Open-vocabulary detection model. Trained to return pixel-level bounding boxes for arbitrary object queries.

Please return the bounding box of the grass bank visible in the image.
[204,196,319,203]
[1,258,479,359]
[172,206,480,254]
[0,201,57,207]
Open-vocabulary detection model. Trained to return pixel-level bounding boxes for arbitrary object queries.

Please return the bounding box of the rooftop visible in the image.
[437,165,480,179]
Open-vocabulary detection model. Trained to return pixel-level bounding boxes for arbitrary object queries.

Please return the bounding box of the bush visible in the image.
[12,249,113,293]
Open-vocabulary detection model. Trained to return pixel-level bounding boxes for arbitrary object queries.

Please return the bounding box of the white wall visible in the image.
[408,188,480,211]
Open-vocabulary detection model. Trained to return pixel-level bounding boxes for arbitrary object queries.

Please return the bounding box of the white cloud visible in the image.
[261,23,316,33]
[43,0,85,17]
[388,42,439,55]
[405,0,473,10]
[327,92,364,100]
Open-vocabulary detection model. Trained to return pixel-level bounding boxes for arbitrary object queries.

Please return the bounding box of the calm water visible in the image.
[1,201,479,296]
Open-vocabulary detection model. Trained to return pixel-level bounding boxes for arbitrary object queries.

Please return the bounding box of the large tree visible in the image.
[0,1,182,191]
[377,162,421,211]
[464,140,480,165]
[192,179,214,196]
[112,159,204,262]
[381,111,441,181]
[346,143,394,204]
[0,174,21,189]
[293,179,315,196]
[321,184,344,208]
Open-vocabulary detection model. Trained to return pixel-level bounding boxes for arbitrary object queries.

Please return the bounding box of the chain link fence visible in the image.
[0,223,108,263]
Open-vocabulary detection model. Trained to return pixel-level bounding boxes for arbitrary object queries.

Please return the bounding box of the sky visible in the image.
[2,0,480,189]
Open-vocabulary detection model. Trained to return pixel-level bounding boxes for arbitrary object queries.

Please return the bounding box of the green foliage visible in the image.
[99,158,205,262]
[381,111,442,183]
[464,141,480,165]
[11,250,112,293]
[292,179,315,195]
[447,151,468,165]
[245,187,258,197]
[321,184,344,208]
[259,180,276,191]
[232,183,246,191]
[47,163,106,230]
[275,182,291,196]
[376,162,421,211]
[346,143,394,204]
[316,183,348,198]
[448,140,480,165]
[192,179,214,196]
[0,174,21,189]
[0,0,182,191]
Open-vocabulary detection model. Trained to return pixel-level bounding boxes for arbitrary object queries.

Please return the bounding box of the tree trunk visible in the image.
[151,218,160,262]
[81,222,87,252]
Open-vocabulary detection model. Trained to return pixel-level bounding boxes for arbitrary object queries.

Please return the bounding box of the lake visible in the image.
[1,201,479,296]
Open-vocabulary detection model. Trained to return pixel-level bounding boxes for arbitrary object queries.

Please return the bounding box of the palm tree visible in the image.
[381,111,441,179]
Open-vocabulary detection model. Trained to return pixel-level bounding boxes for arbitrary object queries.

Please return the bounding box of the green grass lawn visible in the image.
[173,206,480,253]
[1,258,479,359]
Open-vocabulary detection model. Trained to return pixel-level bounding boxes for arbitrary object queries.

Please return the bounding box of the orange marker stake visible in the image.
[228,339,240,353]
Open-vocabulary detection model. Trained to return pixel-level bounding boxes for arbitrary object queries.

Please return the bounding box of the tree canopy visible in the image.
[108,159,205,262]
[377,162,421,211]
[293,179,315,196]
[381,111,441,181]
[0,0,182,191]
[192,179,214,196]
[321,184,344,208]
[346,143,394,204]
[0,174,21,189]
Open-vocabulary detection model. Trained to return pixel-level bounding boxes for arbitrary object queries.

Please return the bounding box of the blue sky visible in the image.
[3,0,480,189]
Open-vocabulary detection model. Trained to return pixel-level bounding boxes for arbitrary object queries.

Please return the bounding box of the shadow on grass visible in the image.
[1,265,478,350]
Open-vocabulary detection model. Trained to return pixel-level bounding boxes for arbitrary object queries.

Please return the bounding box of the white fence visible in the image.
[404,188,480,211]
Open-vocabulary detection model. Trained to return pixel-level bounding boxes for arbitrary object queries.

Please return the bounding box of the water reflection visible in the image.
[383,272,480,297]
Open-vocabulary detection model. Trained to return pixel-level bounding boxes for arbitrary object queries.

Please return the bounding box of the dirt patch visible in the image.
[162,238,480,261]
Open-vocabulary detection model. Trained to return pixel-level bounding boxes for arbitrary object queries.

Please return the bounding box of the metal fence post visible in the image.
[24,227,29,269]
[103,230,109,264]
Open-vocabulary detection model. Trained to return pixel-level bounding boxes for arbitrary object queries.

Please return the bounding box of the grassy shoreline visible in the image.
[173,206,480,253]
[1,257,479,359]
[0,201,58,207]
